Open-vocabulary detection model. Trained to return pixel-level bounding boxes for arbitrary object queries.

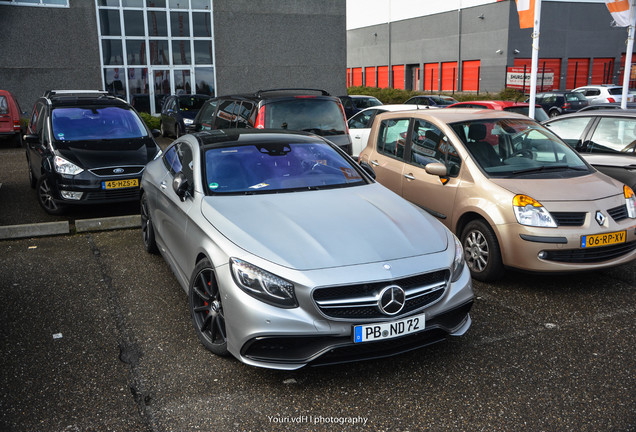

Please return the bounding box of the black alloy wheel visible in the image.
[461,219,504,282]
[140,192,158,254]
[189,259,229,356]
[36,175,64,215]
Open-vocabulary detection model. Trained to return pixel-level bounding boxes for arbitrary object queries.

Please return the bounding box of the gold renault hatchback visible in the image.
[359,108,636,281]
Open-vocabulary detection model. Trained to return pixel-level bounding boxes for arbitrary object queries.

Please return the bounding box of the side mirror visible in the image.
[24,134,39,145]
[425,162,447,177]
[359,161,376,179]
[172,172,191,202]
[151,129,161,138]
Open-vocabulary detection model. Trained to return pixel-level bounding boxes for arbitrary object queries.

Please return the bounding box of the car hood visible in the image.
[490,173,622,202]
[581,153,636,169]
[200,184,449,270]
[55,137,157,169]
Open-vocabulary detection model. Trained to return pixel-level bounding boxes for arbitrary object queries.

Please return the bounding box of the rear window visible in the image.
[504,106,549,122]
[608,87,623,95]
[52,106,148,141]
[566,93,587,102]
[0,96,8,115]
[264,99,347,136]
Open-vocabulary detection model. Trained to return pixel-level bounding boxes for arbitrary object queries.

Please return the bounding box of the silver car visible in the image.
[140,129,473,369]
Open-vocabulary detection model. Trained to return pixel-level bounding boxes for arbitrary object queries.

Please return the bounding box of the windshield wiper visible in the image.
[512,164,568,175]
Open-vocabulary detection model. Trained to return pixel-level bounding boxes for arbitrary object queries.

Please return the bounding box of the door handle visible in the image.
[370,160,379,166]
[160,181,167,189]
[404,173,415,180]
[354,135,361,139]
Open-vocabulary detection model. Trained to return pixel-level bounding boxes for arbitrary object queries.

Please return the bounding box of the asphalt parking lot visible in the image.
[1,138,635,431]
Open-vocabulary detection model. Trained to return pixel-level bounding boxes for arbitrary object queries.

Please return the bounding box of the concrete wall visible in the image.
[347,1,629,93]
[0,2,102,112]
[213,0,347,97]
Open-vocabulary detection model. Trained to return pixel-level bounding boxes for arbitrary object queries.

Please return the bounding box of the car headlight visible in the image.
[183,118,194,125]
[513,194,556,228]
[54,155,84,175]
[625,185,636,218]
[230,258,297,308]
[451,234,465,283]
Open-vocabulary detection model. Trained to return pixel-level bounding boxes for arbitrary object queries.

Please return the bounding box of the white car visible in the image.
[348,104,438,157]
[573,85,634,105]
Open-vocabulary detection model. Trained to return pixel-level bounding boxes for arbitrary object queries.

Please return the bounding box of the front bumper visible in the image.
[48,170,143,205]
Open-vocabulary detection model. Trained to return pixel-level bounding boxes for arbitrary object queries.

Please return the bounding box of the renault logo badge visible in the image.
[595,211,606,226]
[378,285,406,316]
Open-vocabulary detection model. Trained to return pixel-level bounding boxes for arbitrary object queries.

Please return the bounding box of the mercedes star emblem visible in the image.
[378,285,406,316]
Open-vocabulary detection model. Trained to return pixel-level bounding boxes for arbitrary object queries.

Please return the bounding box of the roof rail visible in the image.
[255,88,331,97]
[43,90,111,98]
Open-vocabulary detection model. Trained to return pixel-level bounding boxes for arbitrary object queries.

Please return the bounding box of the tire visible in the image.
[460,219,504,282]
[140,192,158,254]
[189,259,230,357]
[36,175,65,215]
[549,109,559,118]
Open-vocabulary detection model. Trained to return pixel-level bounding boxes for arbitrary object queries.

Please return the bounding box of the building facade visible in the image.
[346,0,631,93]
[0,0,346,114]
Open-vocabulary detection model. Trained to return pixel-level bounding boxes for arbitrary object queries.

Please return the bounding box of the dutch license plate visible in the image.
[102,179,139,190]
[581,231,626,248]
[353,313,425,343]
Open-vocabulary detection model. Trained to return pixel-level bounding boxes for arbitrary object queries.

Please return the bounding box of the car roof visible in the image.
[545,109,636,121]
[214,88,335,102]
[375,107,531,123]
[447,100,532,108]
[189,128,329,149]
[357,104,433,114]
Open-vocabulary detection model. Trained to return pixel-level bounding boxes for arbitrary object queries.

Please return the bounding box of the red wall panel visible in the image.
[462,60,480,92]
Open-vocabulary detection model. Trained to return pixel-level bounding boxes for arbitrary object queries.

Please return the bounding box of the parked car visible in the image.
[404,95,458,107]
[578,102,636,111]
[573,85,634,105]
[532,91,588,117]
[139,129,473,369]
[24,90,162,214]
[338,95,383,118]
[358,108,636,281]
[348,104,430,157]
[446,100,549,122]
[0,89,26,147]
[543,109,636,191]
[189,88,352,155]
[160,94,211,138]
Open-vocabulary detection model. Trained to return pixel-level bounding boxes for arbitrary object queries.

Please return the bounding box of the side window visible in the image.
[163,142,194,183]
[35,103,47,137]
[198,100,218,131]
[214,100,237,129]
[589,117,636,153]
[163,145,182,174]
[410,119,461,176]
[588,89,600,97]
[342,98,354,110]
[348,109,377,129]
[236,101,254,128]
[377,118,409,160]
[543,117,591,148]
[29,102,45,135]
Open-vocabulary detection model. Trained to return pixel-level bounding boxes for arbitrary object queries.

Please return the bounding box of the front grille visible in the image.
[543,241,636,263]
[84,188,141,202]
[312,270,448,320]
[552,212,586,227]
[89,166,145,177]
[608,204,628,222]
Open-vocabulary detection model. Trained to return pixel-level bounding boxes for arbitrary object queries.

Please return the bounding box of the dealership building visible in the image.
[346,0,633,93]
[0,0,346,114]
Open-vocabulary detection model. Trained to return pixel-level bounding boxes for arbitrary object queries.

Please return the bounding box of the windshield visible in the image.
[52,106,147,141]
[504,106,549,122]
[450,119,590,178]
[430,96,455,105]
[178,95,208,110]
[204,141,365,194]
[265,99,346,136]
[566,92,587,102]
[352,97,382,109]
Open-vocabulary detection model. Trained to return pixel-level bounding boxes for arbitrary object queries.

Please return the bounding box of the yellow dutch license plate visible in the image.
[102,178,139,190]
[581,231,626,248]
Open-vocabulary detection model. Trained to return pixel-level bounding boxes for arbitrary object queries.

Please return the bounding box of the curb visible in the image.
[0,215,141,240]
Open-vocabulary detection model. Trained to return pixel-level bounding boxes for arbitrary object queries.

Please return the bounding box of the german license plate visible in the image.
[581,231,626,248]
[102,178,139,190]
[353,313,425,343]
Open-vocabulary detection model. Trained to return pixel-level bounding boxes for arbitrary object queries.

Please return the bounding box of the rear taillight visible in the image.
[338,103,349,134]
[255,105,266,129]
[13,120,20,130]
[607,97,616,103]
[562,102,571,109]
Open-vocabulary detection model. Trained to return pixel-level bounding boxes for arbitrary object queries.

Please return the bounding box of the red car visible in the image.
[0,90,25,147]
[447,100,549,122]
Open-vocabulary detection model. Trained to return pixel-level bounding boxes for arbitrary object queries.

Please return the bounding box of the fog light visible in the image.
[60,191,83,200]
[538,251,547,259]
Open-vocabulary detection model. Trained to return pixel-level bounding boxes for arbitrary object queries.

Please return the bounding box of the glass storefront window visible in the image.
[122,0,143,6]
[149,39,169,65]
[126,40,147,65]
[194,40,212,64]
[128,68,150,113]
[174,70,192,94]
[146,0,165,7]
[147,10,167,36]
[195,67,215,96]
[172,40,191,65]
[170,11,190,37]
[123,10,144,36]
[102,39,124,65]
[98,0,119,6]
[169,0,187,9]
[191,0,210,9]
[192,12,211,37]
[99,10,121,36]
[104,69,125,97]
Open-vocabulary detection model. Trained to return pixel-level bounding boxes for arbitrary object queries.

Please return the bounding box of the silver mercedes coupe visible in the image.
[140,129,473,370]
